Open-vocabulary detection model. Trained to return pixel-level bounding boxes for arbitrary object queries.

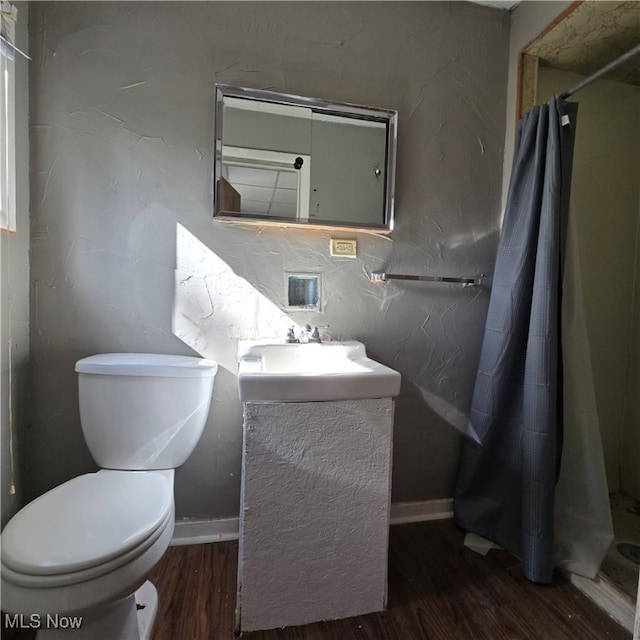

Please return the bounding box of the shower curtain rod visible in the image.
[559,44,640,99]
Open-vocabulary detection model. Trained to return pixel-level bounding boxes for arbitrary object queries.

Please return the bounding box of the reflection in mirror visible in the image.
[214,85,397,233]
[287,273,321,310]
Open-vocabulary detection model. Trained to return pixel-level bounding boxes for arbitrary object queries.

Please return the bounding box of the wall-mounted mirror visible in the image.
[213,84,397,233]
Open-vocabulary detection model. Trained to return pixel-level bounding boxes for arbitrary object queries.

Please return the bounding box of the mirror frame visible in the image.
[213,84,397,234]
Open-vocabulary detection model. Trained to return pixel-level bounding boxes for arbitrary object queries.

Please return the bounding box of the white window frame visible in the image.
[1,1,17,233]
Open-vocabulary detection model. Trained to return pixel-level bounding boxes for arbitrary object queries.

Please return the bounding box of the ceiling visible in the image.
[469,1,639,86]
[468,0,519,10]
[525,1,640,86]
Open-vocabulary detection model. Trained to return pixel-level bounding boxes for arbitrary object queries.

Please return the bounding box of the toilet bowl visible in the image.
[0,353,218,640]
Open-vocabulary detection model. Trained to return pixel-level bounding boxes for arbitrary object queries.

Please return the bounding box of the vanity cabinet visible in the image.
[237,398,394,632]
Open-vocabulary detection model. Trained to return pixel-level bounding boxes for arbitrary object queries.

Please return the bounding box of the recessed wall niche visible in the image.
[286,273,321,310]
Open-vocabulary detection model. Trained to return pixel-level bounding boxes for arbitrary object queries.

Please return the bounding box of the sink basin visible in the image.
[237,341,401,402]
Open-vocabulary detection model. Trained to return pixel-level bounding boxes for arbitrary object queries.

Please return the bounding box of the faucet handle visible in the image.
[285,326,299,343]
[309,325,330,343]
[298,324,312,343]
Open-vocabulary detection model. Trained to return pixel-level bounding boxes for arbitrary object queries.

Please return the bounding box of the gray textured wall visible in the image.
[28,1,509,519]
[1,0,30,528]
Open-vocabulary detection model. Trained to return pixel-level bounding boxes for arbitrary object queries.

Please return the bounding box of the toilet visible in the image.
[0,353,218,640]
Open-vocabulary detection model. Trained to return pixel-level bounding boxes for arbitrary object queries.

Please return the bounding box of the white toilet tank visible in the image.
[75,353,218,470]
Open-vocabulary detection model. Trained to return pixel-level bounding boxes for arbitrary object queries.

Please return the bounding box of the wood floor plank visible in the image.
[1,520,631,639]
[151,539,238,640]
[149,520,631,640]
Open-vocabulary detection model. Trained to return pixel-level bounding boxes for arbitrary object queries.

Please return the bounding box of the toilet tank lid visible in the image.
[75,353,218,378]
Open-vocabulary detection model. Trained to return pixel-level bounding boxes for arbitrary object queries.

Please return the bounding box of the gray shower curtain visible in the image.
[454,97,578,584]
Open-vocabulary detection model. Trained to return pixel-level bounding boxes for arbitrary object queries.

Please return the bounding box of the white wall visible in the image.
[538,68,640,496]
[623,183,640,499]
[26,1,510,520]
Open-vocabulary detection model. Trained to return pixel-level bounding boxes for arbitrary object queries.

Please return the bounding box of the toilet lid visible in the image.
[1,471,173,576]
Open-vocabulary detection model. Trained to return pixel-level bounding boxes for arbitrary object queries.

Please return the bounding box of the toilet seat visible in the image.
[1,507,173,589]
[1,470,173,582]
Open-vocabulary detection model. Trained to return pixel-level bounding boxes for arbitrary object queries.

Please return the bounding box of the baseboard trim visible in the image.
[389,498,454,525]
[563,570,636,634]
[171,498,454,546]
[171,516,240,546]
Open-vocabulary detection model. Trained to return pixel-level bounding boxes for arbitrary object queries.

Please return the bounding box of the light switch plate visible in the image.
[330,238,357,258]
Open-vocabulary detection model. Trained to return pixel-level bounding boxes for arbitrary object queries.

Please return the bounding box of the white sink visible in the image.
[237,341,401,402]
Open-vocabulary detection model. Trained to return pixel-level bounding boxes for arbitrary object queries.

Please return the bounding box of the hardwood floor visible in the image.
[150,520,631,640]
[0,519,631,639]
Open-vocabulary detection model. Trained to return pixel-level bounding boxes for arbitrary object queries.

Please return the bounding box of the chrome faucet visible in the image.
[285,325,326,343]
[298,325,313,343]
